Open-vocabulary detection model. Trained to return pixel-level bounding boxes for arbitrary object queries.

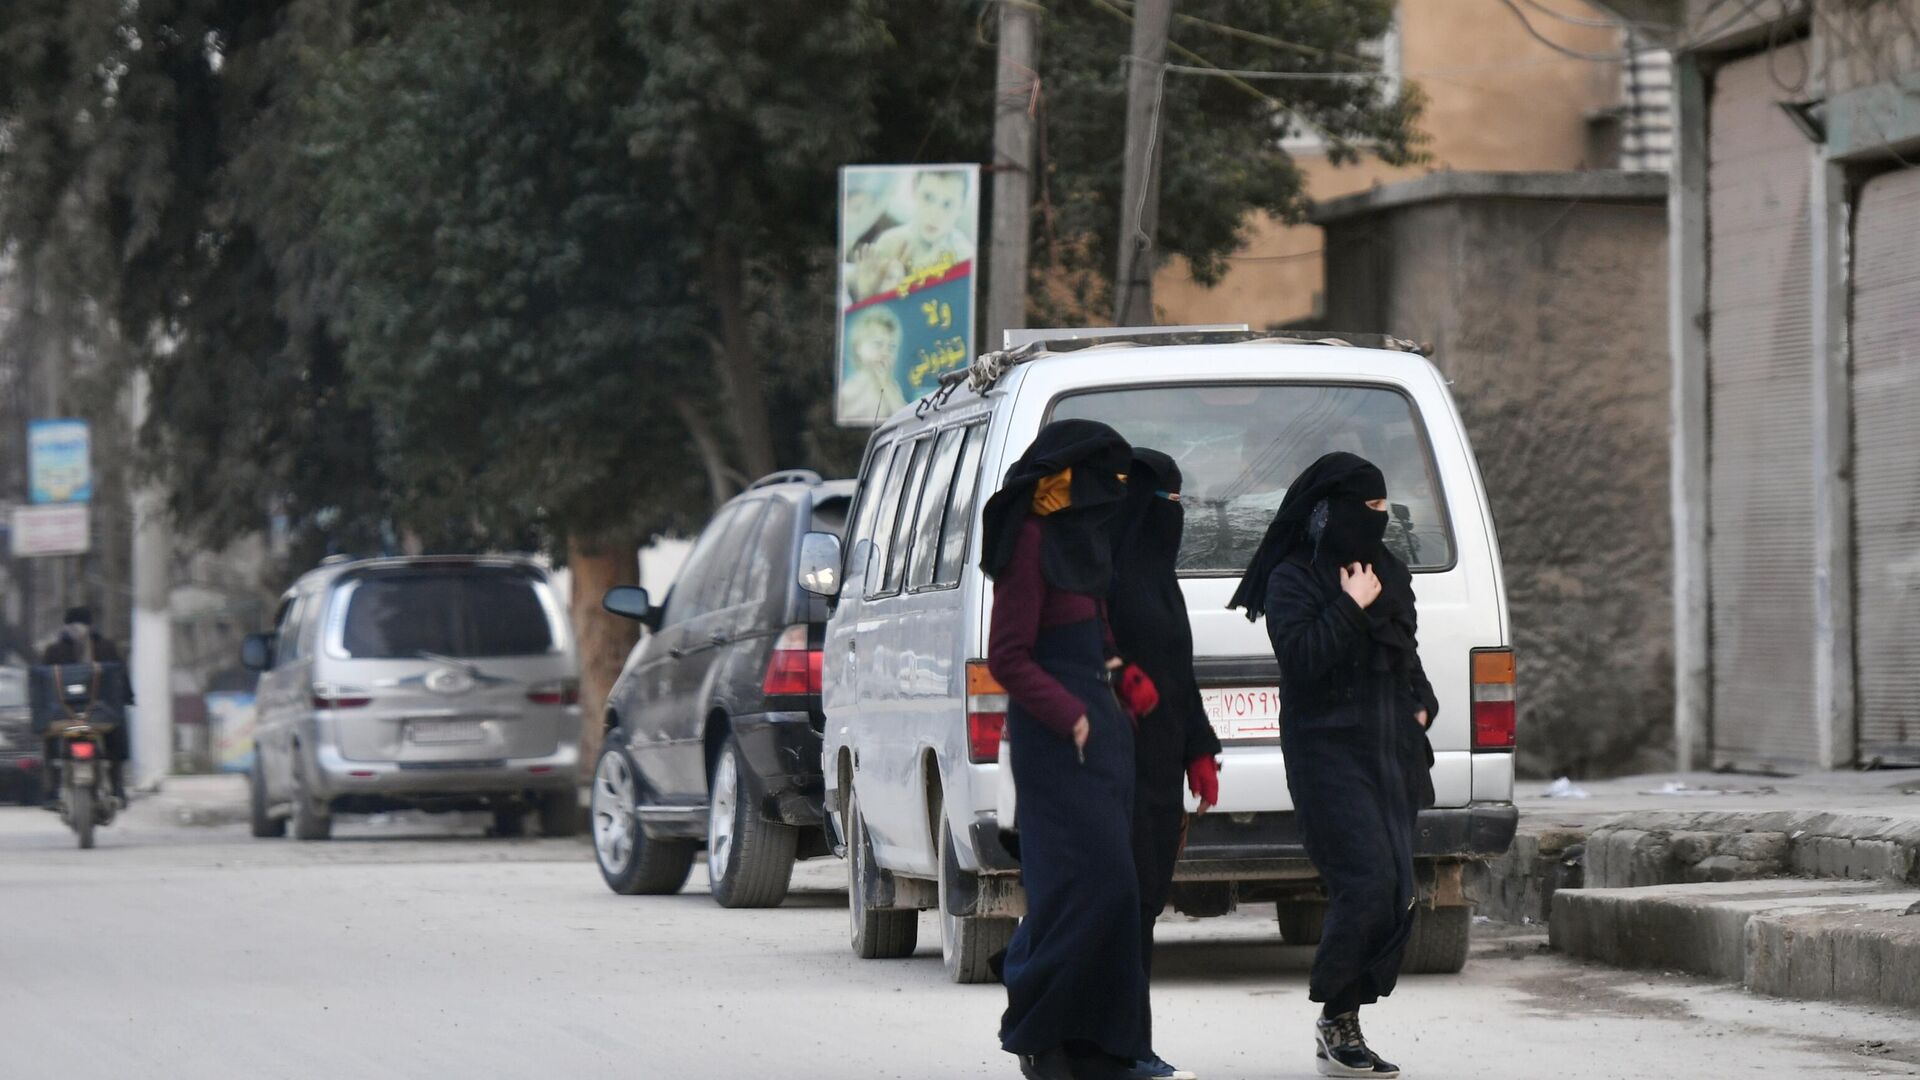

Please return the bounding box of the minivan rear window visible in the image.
[1052,383,1453,573]
[333,569,558,658]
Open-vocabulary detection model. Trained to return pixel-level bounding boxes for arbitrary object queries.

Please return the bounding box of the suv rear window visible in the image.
[332,569,558,658]
[1052,383,1453,572]
[0,669,24,708]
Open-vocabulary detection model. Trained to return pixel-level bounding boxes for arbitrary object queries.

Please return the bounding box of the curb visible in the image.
[1550,880,1920,1012]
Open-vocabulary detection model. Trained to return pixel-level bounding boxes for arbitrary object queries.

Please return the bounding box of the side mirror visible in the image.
[797,531,843,597]
[241,633,276,672]
[603,585,654,624]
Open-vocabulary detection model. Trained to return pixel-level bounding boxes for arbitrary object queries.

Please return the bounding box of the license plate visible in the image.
[1201,686,1282,743]
[408,720,485,745]
[69,761,95,784]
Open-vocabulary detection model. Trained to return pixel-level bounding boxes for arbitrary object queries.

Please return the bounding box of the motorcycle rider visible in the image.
[40,607,130,804]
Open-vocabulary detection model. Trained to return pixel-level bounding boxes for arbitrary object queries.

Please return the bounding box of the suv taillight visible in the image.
[965,660,1007,764]
[762,625,822,697]
[527,679,580,706]
[1470,648,1516,750]
[312,683,373,709]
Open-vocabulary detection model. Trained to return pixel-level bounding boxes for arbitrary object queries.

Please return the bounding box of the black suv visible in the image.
[592,471,852,908]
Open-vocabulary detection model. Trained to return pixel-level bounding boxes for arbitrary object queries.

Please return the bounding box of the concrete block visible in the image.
[1745,903,1920,1011]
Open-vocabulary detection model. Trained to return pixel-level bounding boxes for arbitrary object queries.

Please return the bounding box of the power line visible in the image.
[1515,0,1627,30]
[1165,64,1384,84]
[1492,0,1632,61]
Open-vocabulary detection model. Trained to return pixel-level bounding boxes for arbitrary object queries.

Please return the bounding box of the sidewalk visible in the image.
[1483,769,1920,1014]
[129,773,251,828]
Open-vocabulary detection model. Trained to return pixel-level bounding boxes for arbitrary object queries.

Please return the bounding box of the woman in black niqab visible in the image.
[1228,451,1438,1079]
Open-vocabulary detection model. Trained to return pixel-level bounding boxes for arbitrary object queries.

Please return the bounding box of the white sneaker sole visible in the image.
[1316,1049,1397,1079]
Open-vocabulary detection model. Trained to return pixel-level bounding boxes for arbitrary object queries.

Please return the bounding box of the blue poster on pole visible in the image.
[28,419,91,504]
[835,164,980,426]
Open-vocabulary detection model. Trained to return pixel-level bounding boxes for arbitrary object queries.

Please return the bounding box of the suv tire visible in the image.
[290,755,333,841]
[537,788,580,837]
[1275,899,1326,946]
[249,759,286,838]
[1402,904,1471,974]
[707,734,798,908]
[847,788,917,959]
[491,806,527,838]
[593,734,694,895]
[938,819,1016,983]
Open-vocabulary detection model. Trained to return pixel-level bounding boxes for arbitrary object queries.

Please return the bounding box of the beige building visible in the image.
[1158,0,1664,327]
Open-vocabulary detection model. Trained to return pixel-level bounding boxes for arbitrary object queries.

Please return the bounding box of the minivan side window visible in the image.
[907,426,967,590]
[843,440,896,585]
[861,440,917,598]
[661,503,741,630]
[934,423,989,586]
[271,595,302,669]
[878,436,934,596]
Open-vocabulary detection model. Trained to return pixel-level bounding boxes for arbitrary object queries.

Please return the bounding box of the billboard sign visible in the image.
[28,419,91,504]
[10,504,90,557]
[835,164,980,426]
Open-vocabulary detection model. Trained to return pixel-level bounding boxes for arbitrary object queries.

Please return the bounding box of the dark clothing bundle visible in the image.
[984,419,1150,1069]
[1106,448,1222,1047]
[1234,452,1437,1012]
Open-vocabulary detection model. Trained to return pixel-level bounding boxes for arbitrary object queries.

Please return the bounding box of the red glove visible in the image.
[1187,756,1220,809]
[1116,664,1159,720]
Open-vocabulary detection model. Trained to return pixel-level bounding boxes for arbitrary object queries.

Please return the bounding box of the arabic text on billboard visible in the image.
[835,164,979,427]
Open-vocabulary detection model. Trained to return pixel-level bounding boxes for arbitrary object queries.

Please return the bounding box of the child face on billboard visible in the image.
[913,172,967,245]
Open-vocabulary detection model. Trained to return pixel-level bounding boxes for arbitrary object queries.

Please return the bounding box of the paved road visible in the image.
[3,796,1917,1080]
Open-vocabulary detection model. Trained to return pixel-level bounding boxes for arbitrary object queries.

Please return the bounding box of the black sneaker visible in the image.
[1126,1054,1197,1080]
[1019,1049,1076,1080]
[1315,1013,1398,1078]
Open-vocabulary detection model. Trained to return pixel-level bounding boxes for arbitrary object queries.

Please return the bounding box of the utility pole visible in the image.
[1112,0,1173,327]
[128,367,172,789]
[987,0,1039,350]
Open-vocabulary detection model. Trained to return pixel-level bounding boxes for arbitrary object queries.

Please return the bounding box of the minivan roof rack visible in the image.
[963,328,1429,393]
[748,469,824,490]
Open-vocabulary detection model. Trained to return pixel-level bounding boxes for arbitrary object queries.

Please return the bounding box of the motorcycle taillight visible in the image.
[69,741,96,760]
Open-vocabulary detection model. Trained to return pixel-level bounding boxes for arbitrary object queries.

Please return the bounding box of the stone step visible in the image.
[1549,879,1920,1013]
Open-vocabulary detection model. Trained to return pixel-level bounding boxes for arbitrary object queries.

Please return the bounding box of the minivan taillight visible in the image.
[965,661,1007,764]
[1470,649,1516,750]
[762,625,822,697]
[312,683,372,709]
[527,679,580,706]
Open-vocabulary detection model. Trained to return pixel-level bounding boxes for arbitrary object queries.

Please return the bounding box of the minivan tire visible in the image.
[938,820,1016,984]
[491,806,527,838]
[707,734,798,909]
[593,735,695,895]
[249,760,285,838]
[847,789,917,959]
[1402,904,1472,974]
[1275,899,1326,946]
[536,788,580,837]
[290,756,332,841]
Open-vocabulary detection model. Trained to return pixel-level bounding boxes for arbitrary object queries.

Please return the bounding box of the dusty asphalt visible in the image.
[2,788,1917,1080]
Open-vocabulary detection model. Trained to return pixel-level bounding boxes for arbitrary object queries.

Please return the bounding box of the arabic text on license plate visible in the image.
[1201,687,1281,742]
[409,720,485,745]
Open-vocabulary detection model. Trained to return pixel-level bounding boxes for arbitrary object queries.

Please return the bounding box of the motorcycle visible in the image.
[49,718,120,849]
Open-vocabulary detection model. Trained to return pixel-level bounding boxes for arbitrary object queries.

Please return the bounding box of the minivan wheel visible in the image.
[847,788,918,959]
[491,805,527,838]
[938,819,1016,984]
[592,735,694,895]
[249,759,286,838]
[289,756,333,841]
[706,734,798,909]
[1402,904,1472,974]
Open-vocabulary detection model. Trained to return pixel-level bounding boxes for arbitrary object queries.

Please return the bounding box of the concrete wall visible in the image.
[1157,0,1632,329]
[1318,175,1672,778]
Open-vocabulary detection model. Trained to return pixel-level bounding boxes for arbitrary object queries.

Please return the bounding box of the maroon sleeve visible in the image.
[987,520,1087,739]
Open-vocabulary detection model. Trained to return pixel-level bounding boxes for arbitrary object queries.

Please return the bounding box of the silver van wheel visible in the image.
[847,789,917,959]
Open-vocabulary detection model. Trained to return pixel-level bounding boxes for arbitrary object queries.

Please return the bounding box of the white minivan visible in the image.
[819,330,1518,983]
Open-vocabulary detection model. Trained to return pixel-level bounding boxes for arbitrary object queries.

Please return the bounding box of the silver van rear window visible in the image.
[1052,383,1453,573]
[332,570,558,658]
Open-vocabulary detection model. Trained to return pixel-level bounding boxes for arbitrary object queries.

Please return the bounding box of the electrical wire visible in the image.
[1164,64,1384,83]
[1515,0,1626,30]
[1492,0,1633,61]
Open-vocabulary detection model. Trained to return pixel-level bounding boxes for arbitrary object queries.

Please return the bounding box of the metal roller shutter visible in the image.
[1705,51,1818,768]
[1850,167,1920,765]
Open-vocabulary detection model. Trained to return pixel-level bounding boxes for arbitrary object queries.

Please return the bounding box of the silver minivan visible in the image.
[821,330,1518,983]
[243,555,581,840]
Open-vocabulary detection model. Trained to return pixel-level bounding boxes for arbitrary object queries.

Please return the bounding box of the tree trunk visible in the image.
[567,537,639,780]
[703,242,778,481]
[674,395,738,511]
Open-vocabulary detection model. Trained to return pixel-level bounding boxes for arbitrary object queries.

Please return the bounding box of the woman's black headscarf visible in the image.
[980,419,1132,595]
[1109,448,1191,665]
[1228,451,1419,671]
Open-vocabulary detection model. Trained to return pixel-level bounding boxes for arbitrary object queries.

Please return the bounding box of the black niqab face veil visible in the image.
[1110,448,1193,662]
[980,419,1132,595]
[1229,451,1394,622]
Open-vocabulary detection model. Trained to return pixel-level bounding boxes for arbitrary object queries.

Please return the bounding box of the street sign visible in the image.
[28,419,91,504]
[10,504,90,557]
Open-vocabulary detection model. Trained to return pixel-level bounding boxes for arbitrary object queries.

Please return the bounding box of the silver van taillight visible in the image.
[311,683,372,709]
